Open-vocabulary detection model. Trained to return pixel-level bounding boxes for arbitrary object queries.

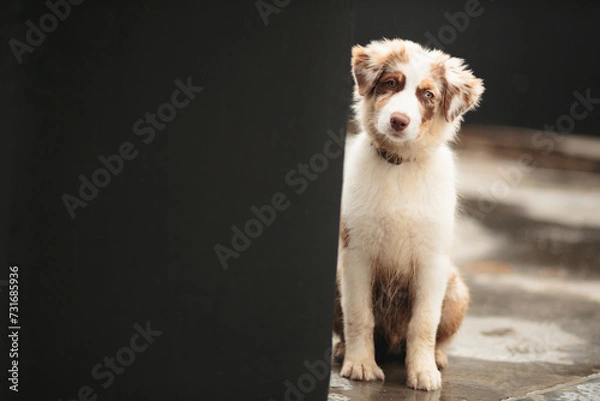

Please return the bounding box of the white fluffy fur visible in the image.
[337,38,483,391]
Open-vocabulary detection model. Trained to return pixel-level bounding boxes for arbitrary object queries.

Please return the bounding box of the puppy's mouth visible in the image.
[389,131,406,140]
[385,129,414,143]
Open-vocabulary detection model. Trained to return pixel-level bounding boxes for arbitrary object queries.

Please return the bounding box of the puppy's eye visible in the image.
[386,80,396,87]
[424,90,434,99]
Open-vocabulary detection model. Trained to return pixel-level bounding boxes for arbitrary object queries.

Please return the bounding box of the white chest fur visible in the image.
[341,134,457,271]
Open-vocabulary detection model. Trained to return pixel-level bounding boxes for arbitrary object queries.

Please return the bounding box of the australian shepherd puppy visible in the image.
[334,38,484,391]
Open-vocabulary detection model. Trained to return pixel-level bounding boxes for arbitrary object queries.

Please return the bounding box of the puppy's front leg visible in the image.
[338,248,384,381]
[406,255,450,391]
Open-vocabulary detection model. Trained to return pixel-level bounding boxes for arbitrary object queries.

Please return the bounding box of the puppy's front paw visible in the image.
[340,357,385,381]
[406,366,442,391]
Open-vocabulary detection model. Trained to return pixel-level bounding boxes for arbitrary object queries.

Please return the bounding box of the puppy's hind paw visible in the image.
[407,367,442,391]
[435,350,448,370]
[333,341,345,364]
[340,358,385,381]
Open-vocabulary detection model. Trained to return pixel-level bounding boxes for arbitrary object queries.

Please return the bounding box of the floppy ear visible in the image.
[442,57,484,122]
[351,45,383,96]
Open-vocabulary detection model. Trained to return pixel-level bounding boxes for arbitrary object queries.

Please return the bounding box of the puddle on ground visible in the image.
[449,316,586,365]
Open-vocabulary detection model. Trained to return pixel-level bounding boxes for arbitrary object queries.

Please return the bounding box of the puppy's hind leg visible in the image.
[435,269,470,370]
[333,284,346,363]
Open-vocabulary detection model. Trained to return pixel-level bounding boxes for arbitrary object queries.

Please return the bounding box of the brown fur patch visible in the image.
[436,272,470,347]
[430,60,446,82]
[420,107,435,126]
[462,91,472,109]
[351,45,369,65]
[375,71,406,95]
[339,220,350,249]
[371,266,413,353]
[373,41,409,65]
[377,71,406,92]
[352,45,383,97]
[333,339,345,362]
[374,71,406,110]
[442,72,483,122]
[333,283,344,338]
[416,78,442,132]
[416,80,440,121]
[442,77,461,122]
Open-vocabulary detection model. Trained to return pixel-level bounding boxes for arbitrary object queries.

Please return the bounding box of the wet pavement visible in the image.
[328,127,600,401]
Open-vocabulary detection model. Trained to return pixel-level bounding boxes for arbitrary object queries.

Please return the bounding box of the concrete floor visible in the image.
[328,128,600,401]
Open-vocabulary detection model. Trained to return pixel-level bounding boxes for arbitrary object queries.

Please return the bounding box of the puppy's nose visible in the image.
[390,112,410,132]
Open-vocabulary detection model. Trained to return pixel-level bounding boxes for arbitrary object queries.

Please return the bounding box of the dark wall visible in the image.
[2,1,355,400]
[355,0,600,135]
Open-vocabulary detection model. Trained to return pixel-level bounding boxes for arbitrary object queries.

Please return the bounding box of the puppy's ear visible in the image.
[352,45,383,96]
[442,57,484,122]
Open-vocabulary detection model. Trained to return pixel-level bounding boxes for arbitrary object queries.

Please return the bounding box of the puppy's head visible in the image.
[351,39,484,147]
